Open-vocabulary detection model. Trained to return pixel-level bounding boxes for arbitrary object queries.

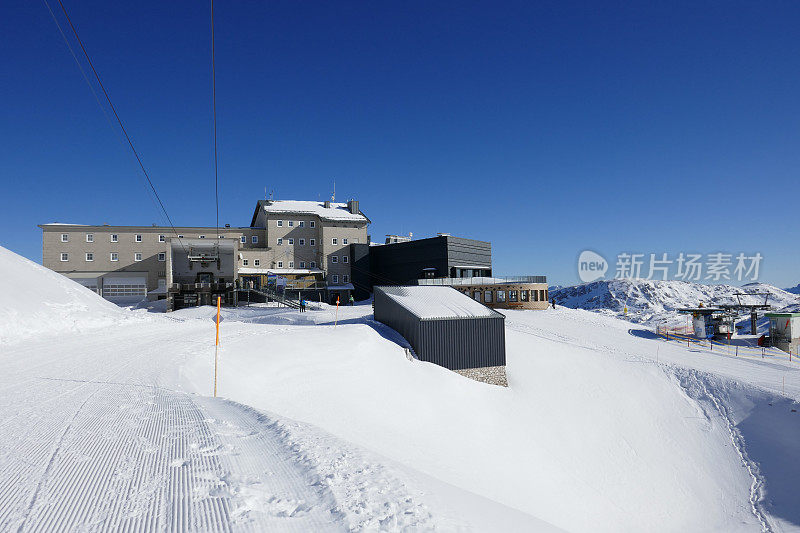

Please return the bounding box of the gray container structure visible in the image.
[374,285,506,370]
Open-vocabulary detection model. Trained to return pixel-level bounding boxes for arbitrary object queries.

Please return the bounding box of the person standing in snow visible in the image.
[300,298,306,312]
[551,297,556,309]
[349,295,355,306]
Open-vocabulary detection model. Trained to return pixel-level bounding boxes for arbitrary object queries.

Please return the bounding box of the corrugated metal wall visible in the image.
[373,287,506,370]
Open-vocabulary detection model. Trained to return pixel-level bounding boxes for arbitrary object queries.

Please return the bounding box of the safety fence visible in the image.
[654,325,798,365]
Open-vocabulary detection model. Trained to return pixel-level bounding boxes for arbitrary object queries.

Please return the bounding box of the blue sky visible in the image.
[2,1,799,287]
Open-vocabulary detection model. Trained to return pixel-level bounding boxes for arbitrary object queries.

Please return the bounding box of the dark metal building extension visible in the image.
[350,235,492,296]
[374,285,506,370]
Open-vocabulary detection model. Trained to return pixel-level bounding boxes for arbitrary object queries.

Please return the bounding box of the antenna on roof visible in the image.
[331,180,336,202]
[269,189,274,201]
[264,187,267,201]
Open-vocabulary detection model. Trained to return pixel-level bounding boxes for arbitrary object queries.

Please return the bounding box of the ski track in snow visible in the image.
[675,369,772,533]
[0,323,441,532]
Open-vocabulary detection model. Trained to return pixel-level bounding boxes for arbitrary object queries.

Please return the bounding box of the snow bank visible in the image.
[176,303,793,531]
[0,245,128,345]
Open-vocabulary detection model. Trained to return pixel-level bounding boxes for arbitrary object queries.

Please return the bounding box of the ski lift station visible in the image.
[765,312,800,353]
[167,238,237,309]
[373,285,506,371]
[677,307,736,340]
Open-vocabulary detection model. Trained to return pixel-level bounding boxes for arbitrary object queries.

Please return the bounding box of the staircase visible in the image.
[239,287,302,309]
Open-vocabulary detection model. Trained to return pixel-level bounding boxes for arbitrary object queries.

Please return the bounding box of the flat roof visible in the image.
[377,285,502,320]
[677,307,725,314]
[40,224,252,231]
[765,312,800,317]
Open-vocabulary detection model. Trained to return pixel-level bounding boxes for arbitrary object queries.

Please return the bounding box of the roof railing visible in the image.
[417,275,547,286]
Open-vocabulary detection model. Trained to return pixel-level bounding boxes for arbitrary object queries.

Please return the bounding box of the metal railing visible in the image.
[417,275,547,286]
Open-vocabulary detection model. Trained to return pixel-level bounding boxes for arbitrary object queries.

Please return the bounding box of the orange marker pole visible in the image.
[335,296,340,328]
[214,296,220,397]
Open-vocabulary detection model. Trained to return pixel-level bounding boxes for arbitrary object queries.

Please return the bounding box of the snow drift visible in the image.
[0,245,128,345]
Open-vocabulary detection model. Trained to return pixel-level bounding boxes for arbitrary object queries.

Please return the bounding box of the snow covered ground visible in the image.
[2,245,799,531]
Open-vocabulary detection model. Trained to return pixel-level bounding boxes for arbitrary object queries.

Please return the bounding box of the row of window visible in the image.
[466,289,548,304]
[330,274,349,284]
[276,220,315,228]
[277,238,313,246]
[60,252,165,262]
[275,237,353,246]
[240,255,348,267]
[61,233,254,243]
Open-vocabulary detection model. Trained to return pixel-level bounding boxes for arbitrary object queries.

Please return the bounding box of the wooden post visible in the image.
[214,296,220,397]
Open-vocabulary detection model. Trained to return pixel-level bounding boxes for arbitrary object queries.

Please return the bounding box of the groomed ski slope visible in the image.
[0,248,555,531]
[2,246,799,531]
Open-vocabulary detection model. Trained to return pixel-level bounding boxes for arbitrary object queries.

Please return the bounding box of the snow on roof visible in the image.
[41,222,89,226]
[377,285,502,320]
[262,200,368,222]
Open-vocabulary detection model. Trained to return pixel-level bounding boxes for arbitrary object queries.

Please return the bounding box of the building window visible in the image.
[509,290,518,302]
[178,234,184,238]
[135,234,142,242]
[343,256,349,263]
[332,238,338,245]
[331,256,338,263]
[343,238,348,245]
[332,274,339,284]
[277,238,283,245]
[86,233,94,243]
[254,259,260,266]
[61,234,69,242]
[252,236,258,244]
[343,275,349,283]
[310,261,316,268]
[159,234,165,242]
[199,235,205,239]
[473,291,481,301]
[300,261,306,268]
[299,238,305,245]
[85,252,94,261]
[111,234,118,242]
[484,290,493,303]
[310,239,316,246]
[134,253,142,262]
[521,290,529,301]
[289,261,294,268]
[299,221,305,228]
[242,259,248,266]
[60,253,69,262]
[288,238,294,245]
[110,252,118,262]
[277,261,283,268]
[158,252,166,262]
[277,220,283,227]
[288,221,294,227]
[310,221,315,228]
[497,290,506,302]
[240,235,246,243]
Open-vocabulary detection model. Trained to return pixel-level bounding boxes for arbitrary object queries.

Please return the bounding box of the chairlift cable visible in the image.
[211,0,221,249]
[54,0,186,252]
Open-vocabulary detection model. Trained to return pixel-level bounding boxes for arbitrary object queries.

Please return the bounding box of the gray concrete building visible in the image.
[39,199,369,305]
